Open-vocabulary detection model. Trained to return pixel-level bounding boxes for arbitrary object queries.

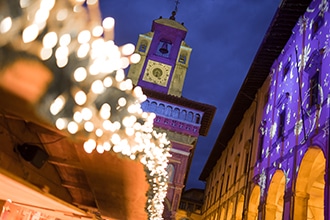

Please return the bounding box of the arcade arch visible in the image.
[247,186,260,220]
[294,147,325,220]
[265,170,286,220]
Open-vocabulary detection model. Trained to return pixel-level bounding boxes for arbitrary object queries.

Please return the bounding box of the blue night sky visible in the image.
[99,0,280,190]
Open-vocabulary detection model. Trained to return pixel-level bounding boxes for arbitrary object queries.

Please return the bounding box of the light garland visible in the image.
[0,0,171,219]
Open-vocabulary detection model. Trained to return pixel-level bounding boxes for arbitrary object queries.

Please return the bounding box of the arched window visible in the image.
[150,101,157,112]
[187,111,193,122]
[138,40,148,53]
[180,110,187,120]
[166,164,175,183]
[173,107,180,118]
[157,103,165,115]
[165,106,172,116]
[195,113,201,124]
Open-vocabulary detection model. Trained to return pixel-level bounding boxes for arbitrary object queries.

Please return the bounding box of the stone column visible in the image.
[293,191,309,220]
[247,211,258,220]
[265,203,278,220]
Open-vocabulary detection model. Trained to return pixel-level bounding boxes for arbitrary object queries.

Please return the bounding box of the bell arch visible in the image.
[265,170,286,220]
[247,186,260,220]
[294,146,325,220]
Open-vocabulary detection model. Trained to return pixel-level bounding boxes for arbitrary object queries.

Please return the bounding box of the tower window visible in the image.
[138,40,148,53]
[179,53,187,64]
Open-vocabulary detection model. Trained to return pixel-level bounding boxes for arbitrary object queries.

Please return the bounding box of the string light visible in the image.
[0,0,171,219]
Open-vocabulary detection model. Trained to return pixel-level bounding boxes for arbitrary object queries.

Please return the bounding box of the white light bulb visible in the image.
[102,120,111,130]
[78,30,91,44]
[84,121,94,132]
[42,32,57,48]
[96,144,104,154]
[56,9,68,21]
[67,121,78,134]
[111,133,120,144]
[83,139,96,153]
[77,43,90,58]
[102,17,115,30]
[59,34,71,46]
[22,24,39,43]
[40,47,52,60]
[34,8,50,23]
[91,80,104,94]
[92,25,103,37]
[130,53,141,64]
[121,43,135,56]
[55,118,67,130]
[55,46,69,60]
[95,128,103,137]
[73,67,87,82]
[0,17,12,34]
[56,57,68,68]
[115,69,125,82]
[118,97,127,107]
[74,90,87,105]
[81,108,93,120]
[100,103,111,119]
[40,0,55,11]
[103,77,113,88]
[50,95,66,115]
[103,142,111,151]
[73,111,83,123]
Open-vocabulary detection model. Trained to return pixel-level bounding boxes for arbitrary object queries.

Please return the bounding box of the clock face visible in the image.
[142,60,172,86]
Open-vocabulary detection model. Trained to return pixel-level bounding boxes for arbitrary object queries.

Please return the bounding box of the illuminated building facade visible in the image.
[200,0,330,219]
[127,13,215,219]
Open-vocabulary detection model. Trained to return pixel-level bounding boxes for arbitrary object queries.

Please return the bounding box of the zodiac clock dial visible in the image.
[142,60,172,87]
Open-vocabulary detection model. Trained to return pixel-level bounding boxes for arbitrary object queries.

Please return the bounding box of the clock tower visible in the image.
[127,12,215,219]
[128,12,191,97]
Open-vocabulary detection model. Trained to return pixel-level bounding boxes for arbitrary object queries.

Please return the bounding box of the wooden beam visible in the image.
[48,156,82,170]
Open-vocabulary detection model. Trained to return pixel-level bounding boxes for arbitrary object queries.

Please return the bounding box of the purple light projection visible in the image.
[254,0,330,218]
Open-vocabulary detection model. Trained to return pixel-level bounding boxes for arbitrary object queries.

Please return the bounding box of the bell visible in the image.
[159,42,169,54]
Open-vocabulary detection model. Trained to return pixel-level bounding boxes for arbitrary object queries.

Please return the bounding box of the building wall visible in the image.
[202,0,330,219]
[201,78,270,220]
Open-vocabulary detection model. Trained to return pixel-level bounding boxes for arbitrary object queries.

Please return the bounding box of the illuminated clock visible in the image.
[142,60,172,86]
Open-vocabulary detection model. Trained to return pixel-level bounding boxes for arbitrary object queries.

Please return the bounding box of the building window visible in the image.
[282,60,290,81]
[225,166,231,191]
[244,151,249,173]
[309,70,319,106]
[312,13,324,39]
[278,110,285,139]
[179,201,186,210]
[258,120,266,159]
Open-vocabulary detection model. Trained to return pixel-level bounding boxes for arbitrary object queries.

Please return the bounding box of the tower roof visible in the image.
[153,18,187,32]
